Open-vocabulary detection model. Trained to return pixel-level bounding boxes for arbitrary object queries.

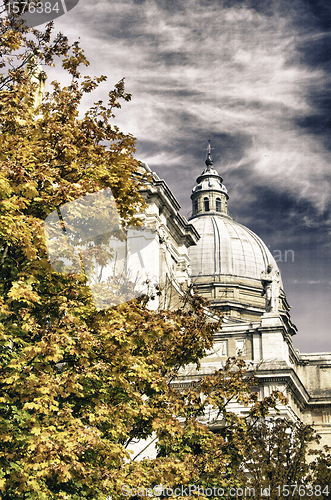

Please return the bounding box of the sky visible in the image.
[39,0,331,352]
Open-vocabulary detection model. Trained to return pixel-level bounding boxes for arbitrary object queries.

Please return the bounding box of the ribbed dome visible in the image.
[189,215,281,282]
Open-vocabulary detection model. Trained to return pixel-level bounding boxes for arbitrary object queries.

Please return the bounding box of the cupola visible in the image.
[190,141,229,219]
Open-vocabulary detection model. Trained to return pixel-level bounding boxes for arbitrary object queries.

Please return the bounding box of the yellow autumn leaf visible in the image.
[7,280,42,305]
[24,182,39,199]
[30,427,41,436]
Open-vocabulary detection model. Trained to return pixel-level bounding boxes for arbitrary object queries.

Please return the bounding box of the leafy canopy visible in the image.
[0,9,306,500]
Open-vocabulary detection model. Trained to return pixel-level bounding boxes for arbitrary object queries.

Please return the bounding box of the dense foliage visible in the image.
[2,8,330,500]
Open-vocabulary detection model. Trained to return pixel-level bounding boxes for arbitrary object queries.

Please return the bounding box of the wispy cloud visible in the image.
[53,0,331,213]
[51,0,331,351]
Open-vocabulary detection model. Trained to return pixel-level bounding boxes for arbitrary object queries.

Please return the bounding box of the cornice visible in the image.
[141,179,200,246]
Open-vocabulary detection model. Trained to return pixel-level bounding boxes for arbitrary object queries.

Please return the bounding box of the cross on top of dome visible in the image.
[197,141,224,183]
[205,140,214,169]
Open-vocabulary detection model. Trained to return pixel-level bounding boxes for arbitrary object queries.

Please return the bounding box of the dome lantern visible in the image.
[190,141,229,219]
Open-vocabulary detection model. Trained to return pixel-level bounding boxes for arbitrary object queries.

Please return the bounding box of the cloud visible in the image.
[292,280,322,285]
[50,0,331,350]
[52,0,331,214]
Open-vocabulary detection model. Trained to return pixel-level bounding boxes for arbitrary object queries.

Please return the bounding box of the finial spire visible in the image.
[205,140,214,168]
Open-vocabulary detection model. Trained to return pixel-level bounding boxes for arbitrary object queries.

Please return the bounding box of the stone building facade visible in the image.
[138,144,331,447]
[128,161,199,310]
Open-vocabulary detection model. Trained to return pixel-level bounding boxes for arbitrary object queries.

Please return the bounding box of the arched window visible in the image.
[204,197,210,212]
[216,198,221,212]
[193,199,198,214]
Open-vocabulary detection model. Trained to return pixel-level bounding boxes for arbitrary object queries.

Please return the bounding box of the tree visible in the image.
[308,445,331,500]
[227,417,331,500]
[0,12,286,500]
[235,418,319,500]
[0,2,69,92]
[150,358,287,496]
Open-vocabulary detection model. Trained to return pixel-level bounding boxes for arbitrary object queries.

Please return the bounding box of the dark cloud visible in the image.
[295,35,331,69]
[155,52,190,66]
[297,113,331,138]
[232,182,330,233]
[302,0,331,30]
[230,182,331,266]
[54,0,331,351]
[295,90,331,153]
[252,0,331,31]
[137,132,250,166]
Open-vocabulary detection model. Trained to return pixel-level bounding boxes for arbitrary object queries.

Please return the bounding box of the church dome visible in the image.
[189,215,281,283]
[188,142,281,283]
[187,142,287,322]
